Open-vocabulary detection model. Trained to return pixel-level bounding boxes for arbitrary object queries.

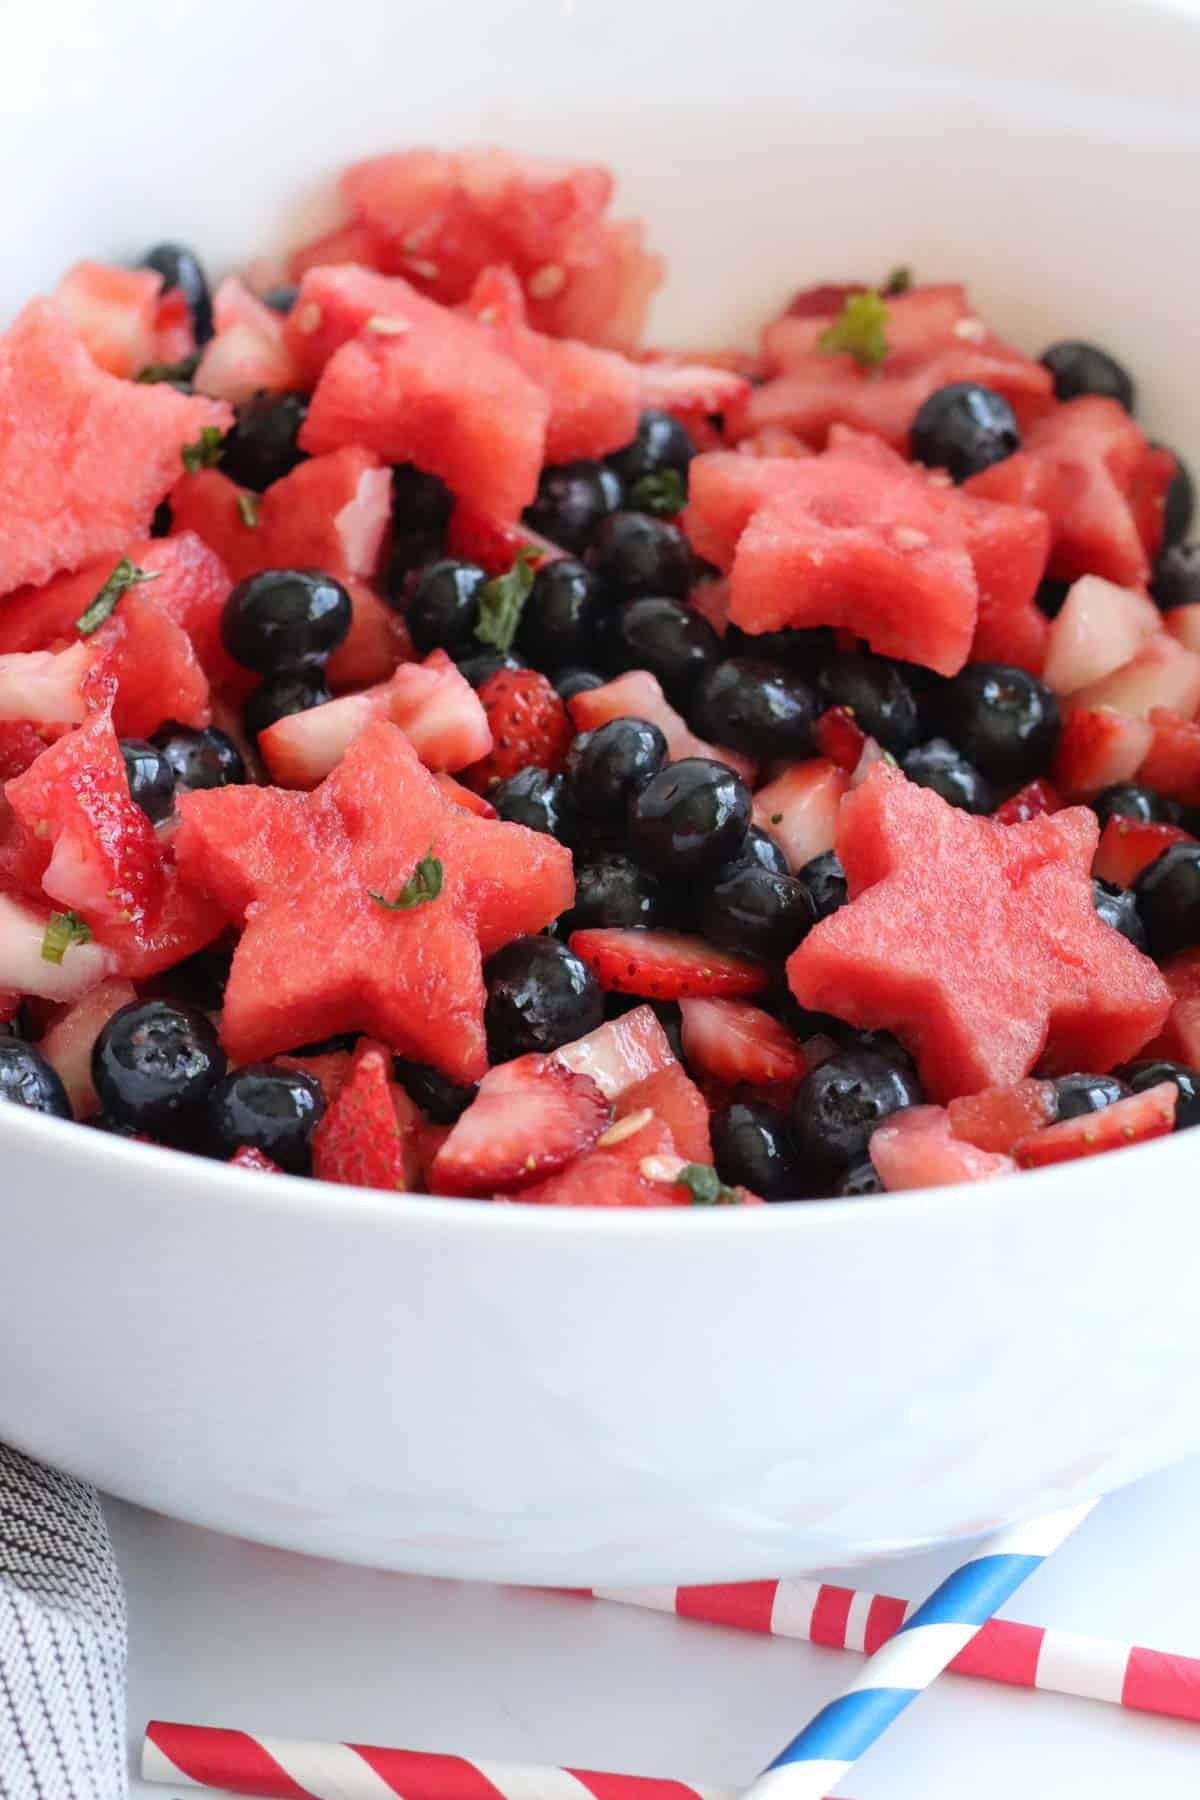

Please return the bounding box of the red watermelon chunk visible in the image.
[1138,707,1200,808]
[869,1105,1018,1189]
[193,277,300,404]
[956,491,1051,674]
[0,301,231,597]
[1092,817,1195,888]
[50,262,164,379]
[1012,1081,1177,1168]
[566,669,756,783]
[0,723,51,781]
[514,1111,692,1207]
[786,763,1170,1100]
[752,758,849,872]
[965,396,1174,588]
[311,1039,422,1192]
[946,1078,1058,1153]
[168,469,264,586]
[327,579,413,693]
[257,447,391,581]
[1053,705,1155,798]
[88,590,211,737]
[614,1062,713,1164]
[679,996,808,1087]
[174,720,574,1076]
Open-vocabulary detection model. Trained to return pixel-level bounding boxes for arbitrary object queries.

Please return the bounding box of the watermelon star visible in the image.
[173,721,575,1080]
[787,764,1171,1101]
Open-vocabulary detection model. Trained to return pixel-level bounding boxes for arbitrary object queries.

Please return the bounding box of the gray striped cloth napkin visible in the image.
[0,1445,127,1799]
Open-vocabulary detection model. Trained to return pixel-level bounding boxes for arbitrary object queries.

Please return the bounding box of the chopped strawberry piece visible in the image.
[463,669,572,790]
[814,706,868,772]
[258,649,491,787]
[787,763,1170,1101]
[567,669,756,784]
[1166,603,1200,656]
[152,285,196,365]
[635,357,752,426]
[514,1112,695,1207]
[174,721,574,1078]
[752,759,849,872]
[679,996,808,1086]
[256,448,392,582]
[193,277,300,403]
[1069,632,1200,721]
[993,779,1060,826]
[0,891,119,1001]
[1137,707,1200,807]
[50,261,164,379]
[616,1061,713,1163]
[445,503,564,575]
[37,976,136,1117]
[688,576,731,638]
[569,928,769,999]
[869,1105,1018,1189]
[551,1003,676,1099]
[946,1079,1058,1154]
[1092,817,1195,888]
[326,579,414,693]
[0,641,92,735]
[230,1145,285,1173]
[430,1053,611,1195]
[1053,706,1155,798]
[89,590,211,737]
[1041,575,1160,696]
[311,1040,421,1191]
[1012,1081,1177,1168]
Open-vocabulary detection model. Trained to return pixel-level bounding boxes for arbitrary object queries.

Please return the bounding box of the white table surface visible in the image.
[112,1454,1200,1799]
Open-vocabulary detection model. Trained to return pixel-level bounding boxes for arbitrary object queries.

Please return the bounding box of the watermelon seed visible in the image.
[404,257,439,281]
[527,263,566,300]
[365,315,409,337]
[597,1108,654,1148]
[294,303,323,336]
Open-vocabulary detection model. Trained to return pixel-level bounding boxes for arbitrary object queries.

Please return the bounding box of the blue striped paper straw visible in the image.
[740,1498,1098,1800]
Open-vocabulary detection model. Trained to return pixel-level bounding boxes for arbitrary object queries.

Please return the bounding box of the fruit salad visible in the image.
[0,145,1197,1202]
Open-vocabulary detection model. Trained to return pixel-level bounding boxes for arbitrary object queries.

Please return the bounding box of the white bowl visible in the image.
[4,0,1200,1585]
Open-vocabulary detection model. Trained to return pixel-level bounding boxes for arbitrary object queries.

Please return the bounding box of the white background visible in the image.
[115,1455,1200,1798]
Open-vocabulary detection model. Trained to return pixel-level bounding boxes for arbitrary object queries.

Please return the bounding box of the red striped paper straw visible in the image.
[142,1721,736,1800]
[578,1579,1200,1725]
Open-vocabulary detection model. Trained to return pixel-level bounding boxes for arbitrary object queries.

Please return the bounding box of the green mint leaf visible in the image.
[75,557,163,636]
[882,265,913,296]
[136,352,200,386]
[818,290,890,370]
[236,492,261,528]
[674,1162,743,1206]
[40,910,92,966]
[369,847,444,912]
[627,468,687,518]
[474,546,539,652]
[180,425,226,473]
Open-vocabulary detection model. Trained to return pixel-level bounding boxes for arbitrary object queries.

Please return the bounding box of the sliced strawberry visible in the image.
[679,996,808,1086]
[311,1040,421,1191]
[258,649,490,786]
[1012,1081,1177,1168]
[616,1062,712,1162]
[193,276,300,403]
[445,502,564,575]
[430,1052,611,1195]
[946,1079,1058,1154]
[0,641,92,734]
[514,1112,694,1207]
[752,758,850,872]
[0,722,49,781]
[37,975,136,1117]
[0,891,119,1001]
[414,1119,452,1187]
[50,261,163,379]
[567,669,755,784]
[688,576,731,638]
[870,1104,1018,1190]
[1138,707,1200,808]
[1053,705,1155,798]
[230,1145,285,1173]
[1041,575,1160,697]
[551,1002,676,1099]
[814,706,868,772]
[1166,603,1200,656]
[1092,817,1195,888]
[1070,632,1200,720]
[463,668,572,790]
[569,928,769,999]
[993,778,1060,826]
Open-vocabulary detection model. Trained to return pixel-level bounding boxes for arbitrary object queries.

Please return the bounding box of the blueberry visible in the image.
[795,849,848,922]
[454,648,527,688]
[166,947,232,1012]
[837,1157,885,1197]
[206,1064,325,1172]
[1053,1073,1128,1122]
[791,1050,923,1180]
[902,738,994,812]
[120,738,176,823]
[938,663,1060,785]
[628,757,752,874]
[566,853,666,932]
[222,568,351,674]
[1092,878,1148,951]
[1036,578,1072,619]
[1120,1059,1200,1131]
[723,623,834,670]
[607,409,695,485]
[816,653,919,755]
[484,936,604,1060]
[1133,842,1200,956]
[219,392,309,491]
[1151,541,1200,611]
[0,1038,71,1118]
[405,559,487,654]
[387,465,455,580]
[1094,783,1174,827]
[140,242,213,343]
[910,382,1020,482]
[587,512,691,600]
[391,1058,478,1123]
[564,717,668,822]
[151,722,247,791]
[554,666,606,702]
[523,461,620,554]
[150,500,173,537]
[489,767,572,839]
[1040,341,1135,412]
[701,863,814,961]
[243,667,331,739]
[1158,447,1195,549]
[261,283,299,315]
[92,999,226,1138]
[607,597,723,701]
[690,658,817,760]
[518,559,605,669]
[725,824,791,880]
[711,1101,804,1200]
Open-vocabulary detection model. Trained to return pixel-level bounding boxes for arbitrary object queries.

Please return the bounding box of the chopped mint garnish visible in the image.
[136,352,200,386]
[818,290,890,370]
[369,848,444,912]
[75,557,162,636]
[675,1162,743,1206]
[181,425,226,473]
[237,492,261,528]
[882,265,913,296]
[40,910,92,966]
[474,546,539,652]
[627,467,687,518]
[770,812,783,824]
